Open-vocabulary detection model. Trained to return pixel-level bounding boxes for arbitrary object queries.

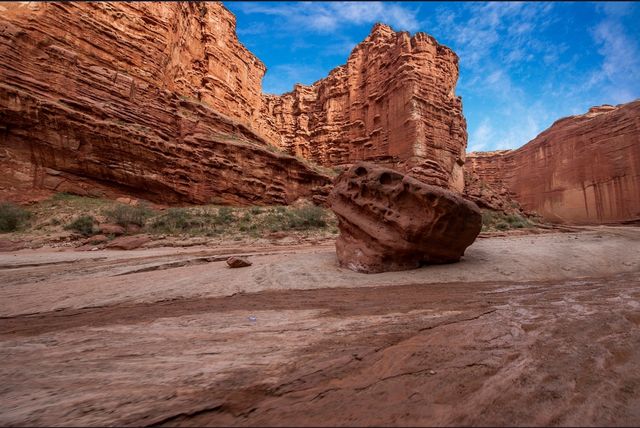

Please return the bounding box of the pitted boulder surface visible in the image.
[328,162,482,273]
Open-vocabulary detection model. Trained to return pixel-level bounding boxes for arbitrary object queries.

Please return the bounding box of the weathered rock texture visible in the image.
[467,101,640,224]
[0,2,330,205]
[263,23,467,192]
[328,163,481,273]
[0,3,467,205]
[463,168,526,215]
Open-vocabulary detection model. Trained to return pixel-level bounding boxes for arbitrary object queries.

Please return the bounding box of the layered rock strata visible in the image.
[463,168,526,215]
[467,101,640,224]
[0,2,467,205]
[328,163,482,273]
[263,23,467,192]
[0,2,329,205]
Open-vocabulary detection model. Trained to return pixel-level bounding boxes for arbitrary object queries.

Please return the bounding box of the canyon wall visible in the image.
[0,2,467,205]
[262,24,467,192]
[468,101,640,224]
[0,2,329,205]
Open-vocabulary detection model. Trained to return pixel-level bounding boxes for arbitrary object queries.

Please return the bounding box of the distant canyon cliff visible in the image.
[468,101,640,224]
[0,2,466,205]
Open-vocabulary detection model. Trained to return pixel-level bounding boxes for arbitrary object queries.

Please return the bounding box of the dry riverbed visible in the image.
[0,226,639,426]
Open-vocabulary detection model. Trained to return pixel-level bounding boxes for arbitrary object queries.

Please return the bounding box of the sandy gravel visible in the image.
[0,226,639,426]
[0,227,638,317]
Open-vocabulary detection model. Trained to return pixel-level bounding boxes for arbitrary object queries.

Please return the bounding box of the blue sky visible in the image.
[224,1,640,151]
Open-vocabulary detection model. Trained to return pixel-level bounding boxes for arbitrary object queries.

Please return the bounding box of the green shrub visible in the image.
[65,215,96,236]
[481,209,532,231]
[215,206,234,224]
[505,214,528,228]
[149,208,192,233]
[104,203,153,227]
[261,204,327,232]
[495,222,509,231]
[51,192,75,202]
[0,203,31,233]
[249,206,263,215]
[261,208,292,232]
[287,205,327,229]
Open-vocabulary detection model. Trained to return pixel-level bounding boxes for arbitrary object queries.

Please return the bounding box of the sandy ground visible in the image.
[0,226,639,426]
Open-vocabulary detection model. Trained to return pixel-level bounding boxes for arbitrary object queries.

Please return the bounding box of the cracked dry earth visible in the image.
[1,227,639,426]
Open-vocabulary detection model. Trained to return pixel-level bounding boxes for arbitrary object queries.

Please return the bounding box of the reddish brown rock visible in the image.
[0,3,467,205]
[226,256,252,268]
[0,239,25,252]
[0,2,330,205]
[125,224,142,235]
[263,24,467,192]
[99,224,125,236]
[463,168,526,215]
[105,235,150,251]
[327,163,482,273]
[468,101,640,224]
[82,234,109,245]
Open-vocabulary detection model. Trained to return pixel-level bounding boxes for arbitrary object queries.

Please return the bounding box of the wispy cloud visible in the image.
[262,64,327,94]
[236,22,269,36]
[229,1,640,151]
[427,2,571,149]
[468,119,494,152]
[236,2,420,34]
[588,6,640,104]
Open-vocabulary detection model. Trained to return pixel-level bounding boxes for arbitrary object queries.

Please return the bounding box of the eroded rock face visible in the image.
[0,3,466,205]
[468,101,640,224]
[328,163,481,273]
[463,159,527,215]
[0,2,330,205]
[263,24,467,192]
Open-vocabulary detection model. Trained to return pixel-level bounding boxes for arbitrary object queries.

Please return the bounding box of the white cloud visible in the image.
[469,112,544,152]
[262,64,327,94]
[589,11,640,104]
[485,70,503,86]
[236,22,269,36]
[468,119,494,152]
[235,2,420,33]
[493,114,542,150]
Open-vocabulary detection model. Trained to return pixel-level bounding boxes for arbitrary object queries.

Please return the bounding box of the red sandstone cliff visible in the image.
[0,2,329,205]
[263,24,467,192]
[0,2,467,205]
[468,101,640,224]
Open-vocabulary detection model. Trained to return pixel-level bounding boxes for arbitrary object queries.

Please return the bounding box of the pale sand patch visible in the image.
[0,227,638,317]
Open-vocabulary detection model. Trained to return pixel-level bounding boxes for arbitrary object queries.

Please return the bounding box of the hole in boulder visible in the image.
[379,172,393,185]
[354,166,367,176]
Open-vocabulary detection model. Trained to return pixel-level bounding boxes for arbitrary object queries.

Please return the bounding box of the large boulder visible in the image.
[328,163,482,273]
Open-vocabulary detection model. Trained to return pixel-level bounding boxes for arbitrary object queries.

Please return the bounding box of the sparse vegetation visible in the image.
[148,204,333,237]
[104,203,153,227]
[64,215,96,236]
[2,193,340,245]
[216,206,235,224]
[0,193,551,248]
[0,203,31,233]
[149,208,195,234]
[481,209,533,232]
[259,205,327,233]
